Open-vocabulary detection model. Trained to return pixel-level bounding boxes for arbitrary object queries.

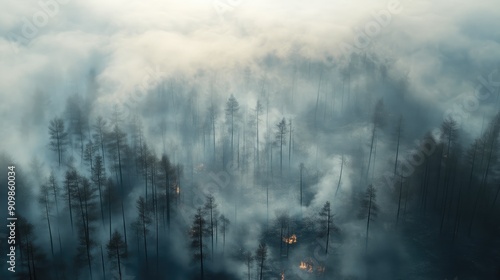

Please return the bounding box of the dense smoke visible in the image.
[1,0,500,279]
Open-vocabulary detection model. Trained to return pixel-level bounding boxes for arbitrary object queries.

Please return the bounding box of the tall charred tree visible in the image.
[65,94,89,162]
[16,216,48,280]
[254,100,263,172]
[133,196,152,269]
[207,104,219,164]
[469,112,500,236]
[107,230,127,280]
[159,154,177,233]
[64,168,79,232]
[91,155,106,226]
[219,214,230,255]
[107,121,128,248]
[83,141,97,173]
[48,117,68,166]
[335,155,346,198]
[190,207,208,280]
[225,95,240,162]
[366,100,386,182]
[72,176,98,280]
[92,116,108,167]
[38,182,55,259]
[275,118,288,177]
[319,201,338,254]
[276,212,290,257]
[47,172,63,256]
[204,194,218,259]
[256,242,268,280]
[358,184,379,252]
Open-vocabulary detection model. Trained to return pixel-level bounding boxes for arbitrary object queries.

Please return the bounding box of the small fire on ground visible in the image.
[299,260,314,272]
[299,259,325,274]
[283,234,297,244]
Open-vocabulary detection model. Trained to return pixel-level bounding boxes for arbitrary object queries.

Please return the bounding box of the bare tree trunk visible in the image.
[366,195,372,252]
[366,126,376,183]
[44,198,54,259]
[199,216,204,280]
[288,119,292,172]
[335,156,344,198]
[396,178,403,226]
[300,164,304,207]
[101,245,106,280]
[325,209,330,254]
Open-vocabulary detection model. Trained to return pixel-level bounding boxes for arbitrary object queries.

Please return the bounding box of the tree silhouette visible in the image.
[64,168,79,232]
[225,95,240,161]
[83,140,97,173]
[204,194,218,259]
[275,211,290,257]
[48,117,68,166]
[242,250,253,280]
[38,182,55,259]
[219,214,230,254]
[366,100,386,182]
[107,120,128,247]
[107,230,127,280]
[159,154,177,233]
[92,155,106,226]
[190,207,208,280]
[254,100,263,172]
[255,242,268,280]
[319,201,338,254]
[47,171,63,256]
[133,196,152,268]
[16,215,48,280]
[92,116,108,166]
[358,184,379,252]
[275,118,288,177]
[207,104,219,164]
[72,176,98,280]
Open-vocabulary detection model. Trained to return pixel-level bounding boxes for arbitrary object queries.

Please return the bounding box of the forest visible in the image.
[2,0,500,280]
[1,53,500,280]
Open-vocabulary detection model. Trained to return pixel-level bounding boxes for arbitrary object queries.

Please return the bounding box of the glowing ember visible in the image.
[317,266,325,273]
[299,260,314,273]
[299,259,326,275]
[282,234,297,244]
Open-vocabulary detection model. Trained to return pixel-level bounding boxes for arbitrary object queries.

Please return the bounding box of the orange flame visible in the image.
[299,261,314,273]
[282,234,297,244]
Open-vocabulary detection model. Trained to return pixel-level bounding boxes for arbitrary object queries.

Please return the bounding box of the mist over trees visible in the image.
[1,50,500,280]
